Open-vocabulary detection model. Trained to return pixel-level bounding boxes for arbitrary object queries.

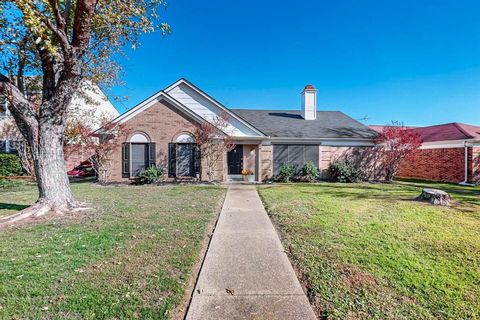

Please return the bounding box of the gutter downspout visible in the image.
[464,143,468,183]
[459,141,472,186]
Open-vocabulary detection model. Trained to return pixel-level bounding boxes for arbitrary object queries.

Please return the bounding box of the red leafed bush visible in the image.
[375,123,422,182]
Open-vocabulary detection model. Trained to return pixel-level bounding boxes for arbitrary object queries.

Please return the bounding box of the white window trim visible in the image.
[175,133,195,143]
[130,132,150,143]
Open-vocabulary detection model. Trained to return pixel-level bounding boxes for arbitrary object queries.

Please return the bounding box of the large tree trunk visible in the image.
[34,122,76,207]
[0,123,80,226]
[0,78,84,227]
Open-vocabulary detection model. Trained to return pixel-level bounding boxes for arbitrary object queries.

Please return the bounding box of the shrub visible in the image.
[328,160,361,183]
[302,161,319,182]
[138,166,164,184]
[279,163,296,182]
[0,154,24,176]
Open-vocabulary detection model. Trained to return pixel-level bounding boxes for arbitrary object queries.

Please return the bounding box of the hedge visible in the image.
[0,153,24,176]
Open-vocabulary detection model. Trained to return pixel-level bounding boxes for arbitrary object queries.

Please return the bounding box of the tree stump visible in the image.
[416,188,451,206]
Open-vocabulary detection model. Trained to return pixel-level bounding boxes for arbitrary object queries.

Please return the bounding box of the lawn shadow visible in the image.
[397,182,480,206]
[69,176,97,184]
[294,182,480,210]
[297,183,412,202]
[0,203,30,211]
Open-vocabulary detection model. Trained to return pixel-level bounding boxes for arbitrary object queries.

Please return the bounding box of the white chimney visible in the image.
[301,84,317,120]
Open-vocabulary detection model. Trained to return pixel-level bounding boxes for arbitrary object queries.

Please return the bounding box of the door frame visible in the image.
[226,144,259,182]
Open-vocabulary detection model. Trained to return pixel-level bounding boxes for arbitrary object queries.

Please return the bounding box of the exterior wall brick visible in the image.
[260,144,273,180]
[200,149,225,181]
[320,146,380,180]
[108,100,226,181]
[397,148,465,183]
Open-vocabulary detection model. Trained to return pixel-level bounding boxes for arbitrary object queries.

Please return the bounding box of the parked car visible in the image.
[67,160,95,177]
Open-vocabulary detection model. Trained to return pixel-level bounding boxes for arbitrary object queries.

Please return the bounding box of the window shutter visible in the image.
[122,143,130,178]
[168,143,177,177]
[194,144,201,176]
[289,145,303,173]
[148,143,156,167]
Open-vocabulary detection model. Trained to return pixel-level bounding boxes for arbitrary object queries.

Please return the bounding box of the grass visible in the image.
[0,179,226,319]
[258,181,480,320]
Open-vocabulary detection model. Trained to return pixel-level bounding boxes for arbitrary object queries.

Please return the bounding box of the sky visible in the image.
[109,0,480,126]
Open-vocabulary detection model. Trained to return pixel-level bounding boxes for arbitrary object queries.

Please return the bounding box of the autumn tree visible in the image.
[375,123,422,182]
[0,0,169,223]
[194,112,235,181]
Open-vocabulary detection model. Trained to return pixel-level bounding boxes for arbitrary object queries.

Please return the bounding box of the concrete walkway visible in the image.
[186,185,316,320]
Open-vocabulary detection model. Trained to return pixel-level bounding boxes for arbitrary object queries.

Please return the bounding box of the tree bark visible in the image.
[0,78,83,227]
[0,122,80,226]
[34,122,76,207]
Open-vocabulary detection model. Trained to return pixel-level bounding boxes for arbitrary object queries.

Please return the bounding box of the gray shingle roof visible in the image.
[231,109,378,139]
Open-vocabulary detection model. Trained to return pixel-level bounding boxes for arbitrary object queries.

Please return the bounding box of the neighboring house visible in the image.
[106,78,378,182]
[370,123,480,184]
[0,81,119,169]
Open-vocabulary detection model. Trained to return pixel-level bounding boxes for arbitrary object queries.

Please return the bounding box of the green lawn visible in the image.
[258,181,480,320]
[0,179,225,319]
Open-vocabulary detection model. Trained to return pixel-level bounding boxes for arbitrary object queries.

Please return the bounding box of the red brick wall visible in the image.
[397,148,465,183]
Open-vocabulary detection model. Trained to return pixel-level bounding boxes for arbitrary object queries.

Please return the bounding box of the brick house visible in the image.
[104,78,378,182]
[370,123,480,184]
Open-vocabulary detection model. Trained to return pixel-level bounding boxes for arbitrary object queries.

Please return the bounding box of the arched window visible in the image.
[175,133,195,143]
[122,132,155,178]
[130,132,150,143]
[168,132,200,178]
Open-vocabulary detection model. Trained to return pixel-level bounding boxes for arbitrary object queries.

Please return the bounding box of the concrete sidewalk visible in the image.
[186,185,316,320]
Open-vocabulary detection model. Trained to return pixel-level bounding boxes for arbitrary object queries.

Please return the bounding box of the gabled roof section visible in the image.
[414,122,480,142]
[111,78,265,138]
[164,78,265,137]
[369,122,480,142]
[109,89,206,125]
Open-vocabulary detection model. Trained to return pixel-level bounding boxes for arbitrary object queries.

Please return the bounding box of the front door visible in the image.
[227,145,243,175]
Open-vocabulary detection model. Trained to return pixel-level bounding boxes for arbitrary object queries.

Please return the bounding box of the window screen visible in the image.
[272,145,288,175]
[272,144,319,175]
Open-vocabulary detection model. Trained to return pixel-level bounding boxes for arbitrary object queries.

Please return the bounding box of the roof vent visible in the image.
[301,84,317,120]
